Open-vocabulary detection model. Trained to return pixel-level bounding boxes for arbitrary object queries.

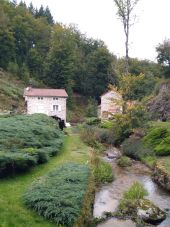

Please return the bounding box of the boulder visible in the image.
[106,147,121,159]
[137,199,166,225]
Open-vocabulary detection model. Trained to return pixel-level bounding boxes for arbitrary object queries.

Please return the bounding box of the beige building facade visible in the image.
[100,90,122,119]
[24,87,68,122]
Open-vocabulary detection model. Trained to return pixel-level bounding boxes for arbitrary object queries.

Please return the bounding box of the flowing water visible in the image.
[93,156,170,227]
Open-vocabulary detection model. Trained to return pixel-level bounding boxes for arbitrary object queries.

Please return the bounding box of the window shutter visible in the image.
[59,105,61,111]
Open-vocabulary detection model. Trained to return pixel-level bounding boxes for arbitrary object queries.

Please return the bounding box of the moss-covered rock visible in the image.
[152,163,170,191]
[137,199,166,225]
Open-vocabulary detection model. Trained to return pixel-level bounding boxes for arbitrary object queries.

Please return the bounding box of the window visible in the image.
[53,97,58,100]
[53,105,59,111]
[38,97,43,100]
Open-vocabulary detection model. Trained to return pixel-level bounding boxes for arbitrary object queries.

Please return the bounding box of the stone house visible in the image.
[24,87,68,122]
[99,90,122,119]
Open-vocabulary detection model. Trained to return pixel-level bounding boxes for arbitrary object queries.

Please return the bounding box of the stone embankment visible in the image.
[152,163,170,191]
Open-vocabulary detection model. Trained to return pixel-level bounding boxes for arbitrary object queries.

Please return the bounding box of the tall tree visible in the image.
[156,39,170,78]
[113,0,139,73]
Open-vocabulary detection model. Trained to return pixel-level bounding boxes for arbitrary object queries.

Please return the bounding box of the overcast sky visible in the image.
[24,0,170,62]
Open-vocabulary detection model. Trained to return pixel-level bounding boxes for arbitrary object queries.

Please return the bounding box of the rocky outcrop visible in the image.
[148,80,170,120]
[137,199,166,225]
[152,164,170,191]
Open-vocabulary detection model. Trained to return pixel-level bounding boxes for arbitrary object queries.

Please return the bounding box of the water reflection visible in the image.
[94,158,170,227]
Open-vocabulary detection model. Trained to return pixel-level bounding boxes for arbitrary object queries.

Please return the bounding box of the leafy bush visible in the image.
[108,105,148,145]
[100,120,114,129]
[23,163,90,226]
[85,117,101,126]
[122,137,153,160]
[0,114,63,176]
[117,156,132,167]
[0,152,37,177]
[143,127,169,148]
[143,127,170,156]
[154,136,170,156]
[91,154,114,184]
[80,126,104,151]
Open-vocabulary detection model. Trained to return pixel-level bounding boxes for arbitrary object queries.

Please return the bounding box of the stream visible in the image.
[93,155,170,227]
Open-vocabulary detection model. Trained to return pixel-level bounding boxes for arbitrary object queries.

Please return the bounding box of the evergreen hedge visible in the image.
[23,163,90,226]
[0,114,63,176]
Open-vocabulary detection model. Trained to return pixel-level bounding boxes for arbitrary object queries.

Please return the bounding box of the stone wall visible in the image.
[26,96,67,121]
[152,164,170,191]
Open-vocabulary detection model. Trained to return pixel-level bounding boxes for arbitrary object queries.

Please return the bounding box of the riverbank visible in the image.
[93,152,170,227]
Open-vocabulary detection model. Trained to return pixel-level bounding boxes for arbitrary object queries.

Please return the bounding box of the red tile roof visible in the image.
[24,87,68,97]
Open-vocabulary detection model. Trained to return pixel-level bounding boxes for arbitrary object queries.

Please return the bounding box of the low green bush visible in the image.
[91,155,114,184]
[154,136,170,156]
[80,126,104,151]
[0,152,37,177]
[85,117,101,126]
[23,163,90,226]
[0,114,63,176]
[119,182,148,215]
[143,127,170,149]
[100,120,114,129]
[122,137,153,160]
[143,127,170,156]
[117,156,132,167]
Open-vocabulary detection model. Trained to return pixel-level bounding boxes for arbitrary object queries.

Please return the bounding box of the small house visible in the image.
[100,90,122,119]
[24,87,68,122]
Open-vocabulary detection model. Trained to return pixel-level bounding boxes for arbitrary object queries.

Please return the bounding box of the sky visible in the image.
[24,0,170,62]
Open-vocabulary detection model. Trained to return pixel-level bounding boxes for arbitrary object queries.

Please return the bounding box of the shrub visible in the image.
[0,152,37,177]
[143,127,170,156]
[122,137,153,160]
[100,120,114,129]
[119,182,148,215]
[0,114,63,176]
[154,136,170,156]
[117,156,132,167]
[91,155,114,184]
[143,127,169,149]
[23,163,90,226]
[85,117,101,126]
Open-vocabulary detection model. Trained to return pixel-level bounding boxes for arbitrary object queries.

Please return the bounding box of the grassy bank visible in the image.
[157,156,170,173]
[0,132,91,227]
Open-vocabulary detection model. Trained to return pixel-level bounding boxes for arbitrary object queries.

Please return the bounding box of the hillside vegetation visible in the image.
[0,70,25,112]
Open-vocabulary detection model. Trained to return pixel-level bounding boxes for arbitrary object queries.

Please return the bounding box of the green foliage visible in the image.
[156,39,170,78]
[85,98,98,117]
[85,117,101,125]
[122,137,154,160]
[141,156,157,168]
[91,154,114,184]
[0,152,37,177]
[119,182,148,215]
[100,120,114,129]
[118,182,148,217]
[23,163,90,226]
[119,73,158,101]
[143,126,170,156]
[0,114,63,176]
[143,127,169,148]
[110,104,148,145]
[154,136,170,156]
[117,156,132,167]
[122,182,148,201]
[80,126,104,151]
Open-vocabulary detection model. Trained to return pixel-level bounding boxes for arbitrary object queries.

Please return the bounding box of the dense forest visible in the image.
[0,0,169,102]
